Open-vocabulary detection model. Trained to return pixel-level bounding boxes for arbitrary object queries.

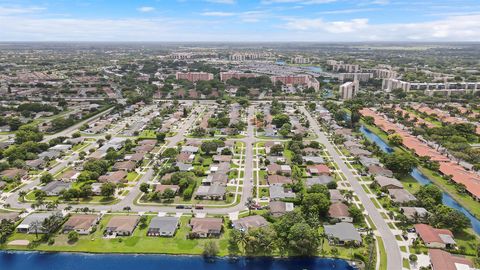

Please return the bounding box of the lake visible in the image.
[359,125,480,235]
[0,251,357,270]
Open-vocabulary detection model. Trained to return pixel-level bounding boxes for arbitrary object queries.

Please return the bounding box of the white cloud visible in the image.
[0,6,45,15]
[284,18,369,33]
[281,14,480,41]
[137,6,155,13]
[262,0,336,5]
[205,0,236,4]
[317,8,378,15]
[201,11,235,16]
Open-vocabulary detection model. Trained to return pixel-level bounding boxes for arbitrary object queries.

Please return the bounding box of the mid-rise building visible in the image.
[271,75,320,91]
[220,72,257,82]
[176,72,214,82]
[339,80,359,100]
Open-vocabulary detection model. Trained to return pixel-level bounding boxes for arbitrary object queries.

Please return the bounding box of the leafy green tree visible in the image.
[40,173,54,184]
[286,222,320,256]
[383,152,418,176]
[203,241,219,257]
[100,183,116,198]
[387,134,403,146]
[429,205,470,233]
[415,184,442,210]
[244,226,276,256]
[67,231,79,243]
[301,193,331,225]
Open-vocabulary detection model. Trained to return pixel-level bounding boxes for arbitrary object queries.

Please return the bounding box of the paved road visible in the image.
[42,107,114,142]
[301,106,402,270]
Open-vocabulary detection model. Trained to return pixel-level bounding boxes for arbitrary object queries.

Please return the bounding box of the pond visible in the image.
[0,251,357,270]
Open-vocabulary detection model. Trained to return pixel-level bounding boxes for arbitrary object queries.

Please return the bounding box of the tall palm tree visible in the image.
[245,197,255,216]
[30,220,42,240]
[18,191,26,202]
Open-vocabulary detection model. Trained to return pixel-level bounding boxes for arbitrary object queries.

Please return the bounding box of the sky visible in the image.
[1,0,480,42]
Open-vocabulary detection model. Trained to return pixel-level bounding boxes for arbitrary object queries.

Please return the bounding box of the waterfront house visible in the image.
[189,218,223,238]
[63,214,100,235]
[105,215,140,236]
[232,215,268,232]
[147,216,180,237]
[324,222,362,246]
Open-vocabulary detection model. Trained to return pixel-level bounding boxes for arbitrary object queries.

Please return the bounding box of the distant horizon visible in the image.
[1,0,479,42]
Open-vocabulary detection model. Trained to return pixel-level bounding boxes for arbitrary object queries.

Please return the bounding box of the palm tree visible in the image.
[344,191,354,203]
[245,197,255,216]
[30,220,42,240]
[18,191,26,202]
[319,232,326,255]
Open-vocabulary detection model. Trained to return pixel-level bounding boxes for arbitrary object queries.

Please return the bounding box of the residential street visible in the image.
[301,106,403,270]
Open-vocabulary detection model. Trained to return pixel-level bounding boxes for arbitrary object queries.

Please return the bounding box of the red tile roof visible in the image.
[414,224,453,244]
[428,249,473,270]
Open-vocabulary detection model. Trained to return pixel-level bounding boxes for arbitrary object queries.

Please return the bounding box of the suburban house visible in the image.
[388,189,417,204]
[306,164,330,175]
[99,171,128,184]
[189,217,223,238]
[428,249,473,270]
[63,214,100,235]
[267,175,292,185]
[232,215,269,232]
[155,184,180,195]
[16,212,62,234]
[105,215,140,236]
[147,216,180,237]
[400,207,429,222]
[269,184,296,200]
[0,212,20,222]
[0,168,28,181]
[306,175,334,187]
[41,181,71,196]
[368,165,394,177]
[375,175,403,189]
[414,224,456,249]
[303,156,325,164]
[269,201,294,217]
[194,183,226,200]
[328,202,353,223]
[324,222,362,246]
[112,160,137,172]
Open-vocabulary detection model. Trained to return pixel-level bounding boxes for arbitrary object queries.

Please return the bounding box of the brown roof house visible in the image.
[414,224,456,249]
[232,215,269,232]
[328,202,353,223]
[105,215,140,236]
[374,175,403,190]
[269,201,294,217]
[189,217,223,238]
[0,168,27,181]
[63,214,100,235]
[99,171,127,184]
[112,161,137,172]
[368,165,393,177]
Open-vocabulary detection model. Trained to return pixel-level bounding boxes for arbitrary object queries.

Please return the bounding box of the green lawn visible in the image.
[4,215,229,255]
[138,130,157,139]
[127,172,139,182]
[376,237,387,270]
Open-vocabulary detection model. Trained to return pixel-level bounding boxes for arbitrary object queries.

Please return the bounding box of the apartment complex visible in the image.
[176,72,214,82]
[220,72,258,82]
[271,75,320,91]
[327,60,360,73]
[382,78,480,96]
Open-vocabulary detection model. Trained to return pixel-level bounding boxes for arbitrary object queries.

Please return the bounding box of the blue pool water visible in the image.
[359,125,480,235]
[0,252,356,270]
